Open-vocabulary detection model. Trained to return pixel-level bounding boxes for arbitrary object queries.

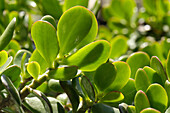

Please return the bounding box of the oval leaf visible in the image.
[127,105,135,113]
[126,52,150,79]
[0,17,16,50]
[0,56,13,73]
[81,75,95,101]
[135,68,151,92]
[94,63,117,92]
[107,61,131,91]
[63,40,111,71]
[150,56,167,86]
[48,79,64,93]
[134,90,150,113]
[41,15,57,30]
[140,108,161,113]
[0,50,8,67]
[48,66,78,81]
[31,21,59,68]
[57,6,92,56]
[27,61,40,80]
[146,84,168,112]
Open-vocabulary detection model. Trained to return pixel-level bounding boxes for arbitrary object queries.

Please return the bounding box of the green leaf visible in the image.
[107,61,131,91]
[143,66,162,85]
[164,80,170,106]
[60,81,79,113]
[1,75,22,106]
[119,103,128,113]
[30,89,53,113]
[91,103,119,113]
[135,68,151,92]
[166,50,170,80]
[41,0,62,20]
[0,50,8,67]
[0,17,16,50]
[126,52,150,79]
[150,56,167,86]
[29,49,48,74]
[41,15,57,30]
[48,66,78,81]
[146,84,168,112]
[94,63,117,92]
[140,108,161,113]
[120,78,136,105]
[57,6,92,56]
[81,75,95,101]
[27,61,40,80]
[4,39,21,54]
[100,91,124,103]
[110,35,128,59]
[63,0,89,11]
[98,25,112,41]
[31,21,59,68]
[134,90,150,113]
[63,40,111,71]
[0,56,13,73]
[48,79,64,93]
[127,105,135,113]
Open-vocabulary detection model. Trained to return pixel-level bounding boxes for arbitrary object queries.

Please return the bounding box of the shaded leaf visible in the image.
[0,56,13,73]
[48,79,64,93]
[48,66,78,81]
[63,40,111,71]
[41,15,57,29]
[94,63,117,92]
[127,105,135,113]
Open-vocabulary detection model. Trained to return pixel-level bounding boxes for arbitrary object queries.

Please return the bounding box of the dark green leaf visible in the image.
[94,63,117,92]
[31,21,59,68]
[127,105,135,113]
[134,90,150,113]
[41,15,57,30]
[0,17,16,50]
[57,6,92,56]
[48,66,78,81]
[63,40,111,71]
[48,79,64,93]
[81,75,95,101]
[0,56,13,73]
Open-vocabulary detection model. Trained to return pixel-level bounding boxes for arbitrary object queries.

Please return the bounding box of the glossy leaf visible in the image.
[30,89,53,113]
[146,84,168,112]
[29,49,48,74]
[57,6,92,56]
[63,0,89,11]
[48,66,78,81]
[31,21,59,67]
[0,17,16,50]
[41,0,62,20]
[140,108,161,113]
[164,80,170,106]
[107,61,131,91]
[81,75,95,101]
[0,56,12,72]
[126,52,150,79]
[63,40,111,71]
[27,61,40,80]
[48,79,64,93]
[120,78,136,105]
[91,103,119,113]
[134,90,150,113]
[150,56,167,86]
[166,50,170,80]
[100,91,124,103]
[41,15,57,29]
[0,50,8,67]
[1,75,22,106]
[94,63,117,92]
[143,66,162,85]
[135,68,151,92]
[119,103,128,113]
[110,35,128,59]
[60,81,79,113]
